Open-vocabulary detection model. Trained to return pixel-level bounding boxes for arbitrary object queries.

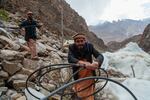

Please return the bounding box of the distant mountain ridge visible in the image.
[89,18,150,43]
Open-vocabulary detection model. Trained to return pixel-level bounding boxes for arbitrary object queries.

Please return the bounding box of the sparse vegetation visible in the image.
[0,9,9,21]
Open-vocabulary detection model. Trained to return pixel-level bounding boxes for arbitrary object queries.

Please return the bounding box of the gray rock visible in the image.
[0,87,8,96]
[8,74,28,82]
[45,44,57,52]
[40,83,56,92]
[57,51,67,58]
[0,70,9,78]
[0,95,9,100]
[50,51,62,64]
[13,80,34,90]
[0,79,5,86]
[23,58,44,70]
[2,61,22,75]
[0,28,13,39]
[60,68,71,82]
[0,35,20,50]
[0,50,24,61]
[16,96,26,100]
[18,67,34,76]
[11,93,22,100]
[36,42,47,54]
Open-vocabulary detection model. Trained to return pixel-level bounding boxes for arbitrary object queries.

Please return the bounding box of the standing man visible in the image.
[68,33,104,100]
[19,11,41,59]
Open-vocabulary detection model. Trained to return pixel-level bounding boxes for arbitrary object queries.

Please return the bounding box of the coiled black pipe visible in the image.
[26,63,137,100]
[41,76,138,100]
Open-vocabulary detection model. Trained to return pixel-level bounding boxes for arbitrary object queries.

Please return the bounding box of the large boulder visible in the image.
[0,50,24,61]
[0,70,9,79]
[0,28,14,39]
[2,60,22,75]
[0,35,20,50]
[23,58,44,69]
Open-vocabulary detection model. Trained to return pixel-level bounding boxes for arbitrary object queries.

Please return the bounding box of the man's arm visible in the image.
[91,44,104,68]
[68,45,79,63]
[19,21,26,29]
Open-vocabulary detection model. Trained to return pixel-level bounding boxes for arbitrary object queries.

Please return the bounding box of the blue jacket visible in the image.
[19,19,39,37]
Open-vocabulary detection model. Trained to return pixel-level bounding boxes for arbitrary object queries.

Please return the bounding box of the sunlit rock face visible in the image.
[139,24,150,53]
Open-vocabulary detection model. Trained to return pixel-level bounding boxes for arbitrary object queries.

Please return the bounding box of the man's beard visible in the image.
[77,44,84,50]
[28,16,33,21]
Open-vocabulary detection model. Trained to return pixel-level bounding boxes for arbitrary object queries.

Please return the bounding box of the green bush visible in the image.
[0,9,9,21]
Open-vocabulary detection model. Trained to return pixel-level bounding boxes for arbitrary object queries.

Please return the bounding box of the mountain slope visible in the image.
[2,0,107,51]
[89,19,150,43]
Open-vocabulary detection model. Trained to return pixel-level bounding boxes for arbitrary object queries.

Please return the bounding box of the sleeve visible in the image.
[19,21,26,29]
[68,45,79,63]
[91,44,104,66]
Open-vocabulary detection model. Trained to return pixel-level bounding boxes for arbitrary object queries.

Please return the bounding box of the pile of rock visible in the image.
[0,12,68,100]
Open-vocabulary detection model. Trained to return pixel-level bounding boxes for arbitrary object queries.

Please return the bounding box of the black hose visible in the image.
[26,63,82,99]
[34,64,108,99]
[61,68,108,99]
[27,63,106,98]
[41,76,137,100]
[26,63,137,100]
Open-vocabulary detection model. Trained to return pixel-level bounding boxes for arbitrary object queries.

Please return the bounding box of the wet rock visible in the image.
[0,35,20,50]
[2,61,22,75]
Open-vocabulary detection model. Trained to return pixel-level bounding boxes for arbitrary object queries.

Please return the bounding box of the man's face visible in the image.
[74,37,86,49]
[27,13,33,20]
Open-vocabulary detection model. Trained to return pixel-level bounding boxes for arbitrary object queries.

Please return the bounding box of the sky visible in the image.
[65,0,150,25]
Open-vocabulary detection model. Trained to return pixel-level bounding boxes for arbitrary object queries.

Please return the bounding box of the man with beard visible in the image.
[68,33,104,100]
[19,11,41,59]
